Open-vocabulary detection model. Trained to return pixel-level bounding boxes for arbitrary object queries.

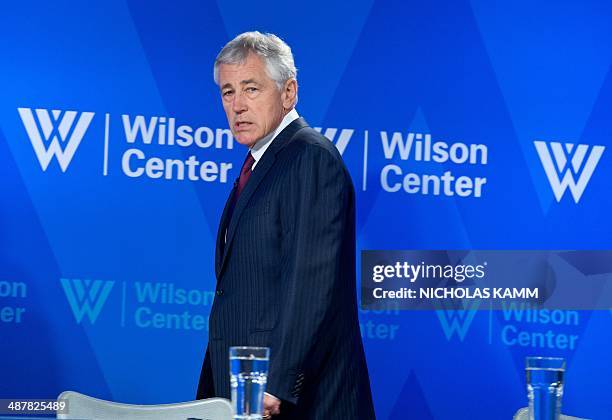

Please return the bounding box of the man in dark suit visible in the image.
[196,31,375,419]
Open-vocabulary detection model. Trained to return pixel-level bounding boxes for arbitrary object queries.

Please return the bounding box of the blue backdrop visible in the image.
[1,1,611,419]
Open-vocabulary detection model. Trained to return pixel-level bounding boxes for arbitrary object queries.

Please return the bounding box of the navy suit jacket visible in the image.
[197,118,375,419]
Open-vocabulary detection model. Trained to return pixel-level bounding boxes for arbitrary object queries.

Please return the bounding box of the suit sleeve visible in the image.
[266,144,351,404]
[196,347,215,399]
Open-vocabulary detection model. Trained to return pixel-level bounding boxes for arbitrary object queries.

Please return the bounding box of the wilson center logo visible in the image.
[534,141,605,203]
[60,278,114,324]
[18,108,94,172]
[435,299,481,341]
[314,127,354,155]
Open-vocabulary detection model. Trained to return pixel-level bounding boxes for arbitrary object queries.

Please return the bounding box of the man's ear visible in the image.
[282,79,298,110]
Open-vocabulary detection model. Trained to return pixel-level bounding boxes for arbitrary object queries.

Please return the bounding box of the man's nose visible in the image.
[232,92,247,114]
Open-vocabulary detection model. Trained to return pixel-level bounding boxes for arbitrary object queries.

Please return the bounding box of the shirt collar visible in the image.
[250,108,300,169]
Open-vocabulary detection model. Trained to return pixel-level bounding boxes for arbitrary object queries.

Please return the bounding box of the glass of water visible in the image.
[526,357,566,420]
[229,346,270,420]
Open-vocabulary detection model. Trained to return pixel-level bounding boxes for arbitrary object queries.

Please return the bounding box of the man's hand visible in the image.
[263,393,281,418]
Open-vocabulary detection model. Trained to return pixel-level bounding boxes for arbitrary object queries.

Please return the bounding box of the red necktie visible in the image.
[236,152,255,198]
[223,152,254,245]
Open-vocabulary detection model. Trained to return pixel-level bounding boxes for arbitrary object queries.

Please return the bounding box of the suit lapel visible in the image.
[215,181,237,277]
[218,117,309,277]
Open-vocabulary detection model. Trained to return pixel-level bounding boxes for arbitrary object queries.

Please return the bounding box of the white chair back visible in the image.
[56,391,232,420]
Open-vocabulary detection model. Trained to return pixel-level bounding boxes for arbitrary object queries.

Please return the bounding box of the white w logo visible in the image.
[18,108,94,172]
[314,127,354,155]
[534,141,604,203]
[60,278,114,324]
[435,299,480,341]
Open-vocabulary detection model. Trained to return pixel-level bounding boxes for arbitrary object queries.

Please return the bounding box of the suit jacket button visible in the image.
[216,289,224,296]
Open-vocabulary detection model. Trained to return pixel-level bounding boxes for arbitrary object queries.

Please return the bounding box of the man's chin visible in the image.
[234,133,260,148]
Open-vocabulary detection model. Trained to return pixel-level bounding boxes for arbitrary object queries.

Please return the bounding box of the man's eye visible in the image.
[222,91,233,97]
[246,87,258,93]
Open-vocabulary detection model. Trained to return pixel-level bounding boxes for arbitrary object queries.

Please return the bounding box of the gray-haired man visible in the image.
[197,31,375,419]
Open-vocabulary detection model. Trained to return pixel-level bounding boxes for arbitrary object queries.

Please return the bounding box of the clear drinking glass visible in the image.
[526,357,566,420]
[229,346,270,420]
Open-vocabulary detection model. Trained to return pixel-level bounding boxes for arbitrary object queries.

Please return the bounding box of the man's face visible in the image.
[218,53,286,148]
